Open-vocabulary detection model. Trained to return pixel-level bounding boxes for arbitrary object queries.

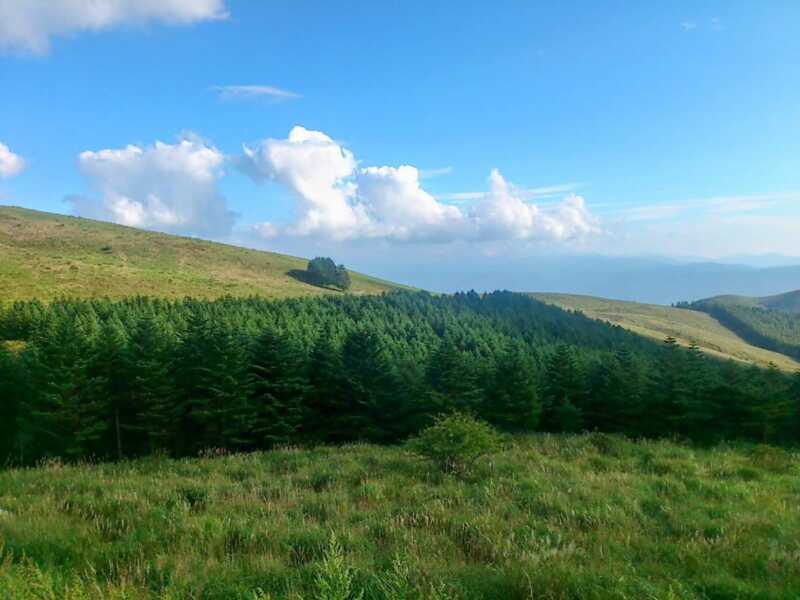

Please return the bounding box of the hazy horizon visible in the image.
[2,1,800,299]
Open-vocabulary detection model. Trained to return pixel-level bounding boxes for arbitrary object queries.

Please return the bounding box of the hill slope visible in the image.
[531,292,800,371]
[697,290,800,313]
[0,206,403,301]
[691,291,800,360]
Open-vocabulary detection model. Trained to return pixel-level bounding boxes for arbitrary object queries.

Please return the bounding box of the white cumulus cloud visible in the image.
[240,126,368,240]
[241,126,599,245]
[0,0,227,54]
[470,169,597,242]
[0,142,26,178]
[70,134,235,237]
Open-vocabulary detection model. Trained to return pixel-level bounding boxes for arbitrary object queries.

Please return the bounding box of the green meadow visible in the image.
[2,434,798,600]
[0,206,402,302]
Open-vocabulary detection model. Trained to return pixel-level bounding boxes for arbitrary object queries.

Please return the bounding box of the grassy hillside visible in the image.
[0,206,403,301]
[691,292,800,361]
[531,293,800,371]
[1,435,798,599]
[698,290,800,313]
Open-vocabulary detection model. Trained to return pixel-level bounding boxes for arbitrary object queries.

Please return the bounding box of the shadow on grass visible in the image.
[287,269,341,292]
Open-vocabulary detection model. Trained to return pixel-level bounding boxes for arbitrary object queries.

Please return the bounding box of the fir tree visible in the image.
[128,315,177,455]
[481,342,541,432]
[426,338,482,412]
[86,317,130,459]
[586,347,645,435]
[0,343,20,463]
[649,336,686,437]
[28,318,107,459]
[248,328,309,447]
[676,342,716,440]
[541,344,584,432]
[174,314,249,453]
[340,329,398,442]
[305,331,350,443]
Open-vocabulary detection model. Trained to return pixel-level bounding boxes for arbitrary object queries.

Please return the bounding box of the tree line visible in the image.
[686,302,800,361]
[1,291,798,464]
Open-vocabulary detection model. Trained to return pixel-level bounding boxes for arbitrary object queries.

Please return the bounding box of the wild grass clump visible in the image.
[1,435,799,599]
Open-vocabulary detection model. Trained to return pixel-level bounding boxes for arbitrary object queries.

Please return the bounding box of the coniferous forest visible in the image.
[2,290,798,465]
[690,301,800,361]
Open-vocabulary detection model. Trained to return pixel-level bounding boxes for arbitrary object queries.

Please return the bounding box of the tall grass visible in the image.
[1,434,798,599]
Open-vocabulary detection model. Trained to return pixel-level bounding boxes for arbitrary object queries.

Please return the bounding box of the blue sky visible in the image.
[2,0,800,277]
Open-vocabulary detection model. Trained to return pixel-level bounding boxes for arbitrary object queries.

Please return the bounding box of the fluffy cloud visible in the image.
[0,0,227,54]
[241,126,599,244]
[240,126,367,240]
[0,142,26,178]
[70,135,235,237]
[470,169,597,241]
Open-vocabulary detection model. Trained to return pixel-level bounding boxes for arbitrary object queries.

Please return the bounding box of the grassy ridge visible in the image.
[698,291,800,314]
[532,293,800,371]
[691,294,800,362]
[0,206,403,301]
[1,435,798,599]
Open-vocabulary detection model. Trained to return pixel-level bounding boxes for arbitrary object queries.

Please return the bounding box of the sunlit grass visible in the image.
[533,293,800,371]
[0,206,405,302]
[1,434,798,599]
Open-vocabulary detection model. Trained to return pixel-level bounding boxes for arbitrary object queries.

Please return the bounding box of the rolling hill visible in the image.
[691,291,800,361]
[3,205,798,372]
[695,290,800,313]
[0,206,404,301]
[531,292,800,371]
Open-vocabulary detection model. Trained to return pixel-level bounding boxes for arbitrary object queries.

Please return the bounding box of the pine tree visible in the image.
[648,336,686,438]
[86,318,130,459]
[791,372,800,442]
[542,344,584,432]
[677,342,716,440]
[28,318,107,459]
[248,328,309,447]
[586,347,645,435]
[128,315,177,455]
[426,339,482,412]
[305,331,349,443]
[174,314,249,453]
[754,363,795,443]
[0,343,20,463]
[481,342,541,432]
[340,329,398,442]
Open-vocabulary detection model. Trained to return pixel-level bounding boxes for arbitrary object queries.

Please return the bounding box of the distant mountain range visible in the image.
[375,255,800,305]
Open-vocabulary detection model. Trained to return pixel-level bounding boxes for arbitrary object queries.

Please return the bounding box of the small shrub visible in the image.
[374,555,414,600]
[406,413,504,476]
[306,532,364,600]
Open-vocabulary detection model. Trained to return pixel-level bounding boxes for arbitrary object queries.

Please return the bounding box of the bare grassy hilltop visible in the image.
[0,206,403,301]
[532,292,800,371]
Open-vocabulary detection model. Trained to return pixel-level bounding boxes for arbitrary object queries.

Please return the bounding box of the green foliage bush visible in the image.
[307,257,351,290]
[406,413,504,475]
